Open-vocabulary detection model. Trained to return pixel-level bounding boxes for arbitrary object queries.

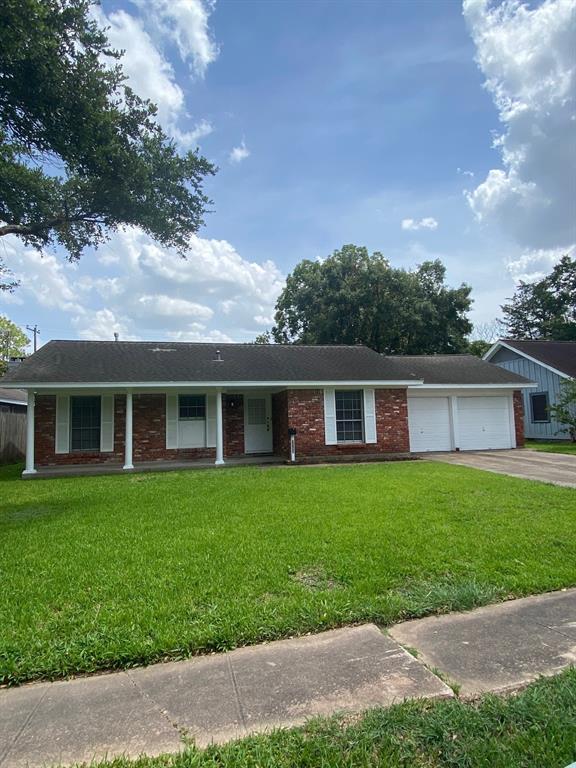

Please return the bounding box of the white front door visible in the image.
[244,394,273,454]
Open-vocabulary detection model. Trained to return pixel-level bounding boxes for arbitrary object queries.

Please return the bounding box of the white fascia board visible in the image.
[0,397,27,405]
[484,340,571,379]
[5,379,423,391]
[412,382,538,390]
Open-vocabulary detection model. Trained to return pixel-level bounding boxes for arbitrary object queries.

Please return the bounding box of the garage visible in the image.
[408,394,515,452]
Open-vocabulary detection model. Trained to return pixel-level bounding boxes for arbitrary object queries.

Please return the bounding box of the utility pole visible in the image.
[26,324,40,353]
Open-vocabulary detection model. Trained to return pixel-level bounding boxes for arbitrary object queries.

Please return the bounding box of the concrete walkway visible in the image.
[425,449,576,488]
[1,589,574,767]
[0,626,451,768]
[390,588,576,697]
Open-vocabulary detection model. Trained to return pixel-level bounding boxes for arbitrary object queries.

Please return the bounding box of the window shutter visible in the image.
[324,388,337,445]
[55,395,70,454]
[100,395,115,452]
[166,395,179,449]
[206,394,216,447]
[363,389,377,444]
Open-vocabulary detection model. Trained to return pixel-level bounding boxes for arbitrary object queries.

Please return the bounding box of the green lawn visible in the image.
[1,461,575,685]
[89,670,576,768]
[526,439,576,454]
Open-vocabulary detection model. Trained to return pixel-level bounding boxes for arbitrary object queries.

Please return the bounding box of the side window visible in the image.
[179,395,206,420]
[335,390,364,442]
[70,396,101,450]
[530,392,549,423]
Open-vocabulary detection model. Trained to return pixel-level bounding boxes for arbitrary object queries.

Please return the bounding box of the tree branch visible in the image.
[0,216,105,238]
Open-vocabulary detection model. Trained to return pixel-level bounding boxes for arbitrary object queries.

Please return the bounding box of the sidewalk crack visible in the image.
[126,672,191,744]
[227,655,247,731]
[0,685,49,768]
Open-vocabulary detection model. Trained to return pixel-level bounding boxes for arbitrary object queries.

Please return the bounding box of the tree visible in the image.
[253,331,272,344]
[549,379,576,442]
[0,315,29,375]
[272,245,472,354]
[0,0,215,285]
[501,255,576,340]
[467,340,491,358]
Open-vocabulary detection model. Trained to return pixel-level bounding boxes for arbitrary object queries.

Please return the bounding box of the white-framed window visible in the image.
[530,392,550,423]
[70,395,101,451]
[179,394,206,420]
[335,390,364,442]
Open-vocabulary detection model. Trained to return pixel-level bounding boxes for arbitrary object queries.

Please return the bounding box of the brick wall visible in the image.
[272,391,289,458]
[35,393,246,466]
[513,390,525,447]
[283,388,410,459]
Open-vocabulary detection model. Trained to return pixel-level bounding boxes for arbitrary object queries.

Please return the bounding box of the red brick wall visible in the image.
[35,394,126,466]
[513,390,525,447]
[272,391,290,458]
[35,393,246,466]
[284,388,410,458]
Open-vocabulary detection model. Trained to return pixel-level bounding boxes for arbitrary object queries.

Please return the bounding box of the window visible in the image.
[70,396,101,451]
[530,392,550,423]
[335,390,363,442]
[179,394,206,420]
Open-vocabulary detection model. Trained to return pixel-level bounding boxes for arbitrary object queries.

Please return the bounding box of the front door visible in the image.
[244,394,273,454]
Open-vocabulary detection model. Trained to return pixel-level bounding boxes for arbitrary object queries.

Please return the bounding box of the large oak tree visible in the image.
[0,0,215,287]
[272,244,473,354]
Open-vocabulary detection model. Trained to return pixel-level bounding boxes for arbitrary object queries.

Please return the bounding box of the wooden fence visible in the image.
[0,411,26,464]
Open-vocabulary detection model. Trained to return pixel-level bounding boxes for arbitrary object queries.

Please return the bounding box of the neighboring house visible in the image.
[0,340,534,476]
[484,339,576,441]
[0,387,27,414]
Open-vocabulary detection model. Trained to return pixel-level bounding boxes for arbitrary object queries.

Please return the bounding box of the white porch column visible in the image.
[215,389,224,465]
[23,390,37,475]
[123,392,134,470]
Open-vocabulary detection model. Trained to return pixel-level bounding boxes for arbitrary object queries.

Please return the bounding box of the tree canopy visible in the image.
[272,245,473,354]
[0,0,215,277]
[501,255,576,340]
[0,315,29,375]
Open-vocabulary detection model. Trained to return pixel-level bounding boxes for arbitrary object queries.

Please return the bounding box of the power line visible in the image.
[26,324,40,353]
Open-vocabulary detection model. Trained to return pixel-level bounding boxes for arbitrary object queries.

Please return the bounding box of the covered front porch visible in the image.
[23,388,286,476]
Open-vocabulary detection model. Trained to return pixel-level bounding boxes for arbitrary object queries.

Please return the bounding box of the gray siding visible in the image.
[492,351,567,439]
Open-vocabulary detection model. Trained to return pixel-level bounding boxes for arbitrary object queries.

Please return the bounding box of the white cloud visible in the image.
[167,327,233,343]
[401,217,439,231]
[457,167,475,178]
[137,294,214,319]
[463,0,576,251]
[229,141,251,164]
[505,245,575,283]
[135,0,219,77]
[72,309,140,341]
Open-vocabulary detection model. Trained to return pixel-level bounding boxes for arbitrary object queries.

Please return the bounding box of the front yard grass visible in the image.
[84,669,576,768]
[525,439,576,454]
[1,461,575,685]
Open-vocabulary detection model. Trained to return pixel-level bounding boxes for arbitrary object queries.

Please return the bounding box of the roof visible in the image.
[385,354,534,386]
[486,339,576,378]
[0,340,423,386]
[0,341,535,389]
[0,387,27,404]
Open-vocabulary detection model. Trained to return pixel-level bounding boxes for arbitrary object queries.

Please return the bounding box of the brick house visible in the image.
[0,341,534,477]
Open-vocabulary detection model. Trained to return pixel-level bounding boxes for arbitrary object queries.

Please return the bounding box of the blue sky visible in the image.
[2,0,574,348]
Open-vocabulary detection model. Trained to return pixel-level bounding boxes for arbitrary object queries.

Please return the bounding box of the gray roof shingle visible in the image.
[0,341,533,387]
[497,339,576,378]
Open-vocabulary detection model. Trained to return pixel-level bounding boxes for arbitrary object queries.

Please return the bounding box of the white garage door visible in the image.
[457,396,513,450]
[408,397,452,452]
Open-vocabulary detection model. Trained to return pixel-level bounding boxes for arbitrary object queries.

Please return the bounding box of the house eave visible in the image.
[484,340,572,379]
[0,379,424,390]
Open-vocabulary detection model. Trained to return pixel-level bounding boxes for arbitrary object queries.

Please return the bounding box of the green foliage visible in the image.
[253,331,272,344]
[467,339,492,358]
[549,378,576,442]
[501,255,576,340]
[526,439,576,455]
[0,0,215,269]
[0,315,29,375]
[1,460,574,684]
[272,245,472,354]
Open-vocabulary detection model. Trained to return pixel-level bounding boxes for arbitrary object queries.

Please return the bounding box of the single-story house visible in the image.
[0,340,535,476]
[0,387,27,414]
[484,339,576,441]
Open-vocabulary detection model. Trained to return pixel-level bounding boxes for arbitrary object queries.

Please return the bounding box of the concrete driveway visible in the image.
[424,449,576,488]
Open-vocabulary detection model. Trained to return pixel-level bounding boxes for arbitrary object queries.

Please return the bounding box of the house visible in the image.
[0,340,534,476]
[484,339,576,441]
[0,387,27,414]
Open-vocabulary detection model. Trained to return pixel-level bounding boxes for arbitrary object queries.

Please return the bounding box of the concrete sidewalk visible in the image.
[390,588,576,697]
[0,625,451,768]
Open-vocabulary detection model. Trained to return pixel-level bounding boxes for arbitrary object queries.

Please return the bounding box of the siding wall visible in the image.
[491,350,567,439]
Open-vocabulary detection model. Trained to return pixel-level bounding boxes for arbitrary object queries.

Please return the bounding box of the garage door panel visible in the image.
[457,396,512,450]
[408,397,452,452]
